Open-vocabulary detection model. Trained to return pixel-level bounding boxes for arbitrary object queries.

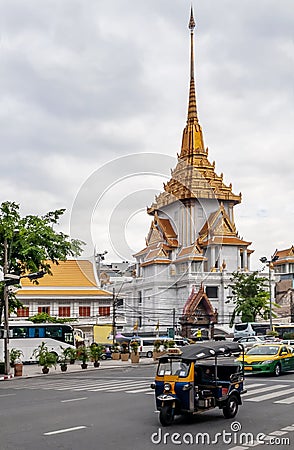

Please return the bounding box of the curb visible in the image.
[0,374,14,381]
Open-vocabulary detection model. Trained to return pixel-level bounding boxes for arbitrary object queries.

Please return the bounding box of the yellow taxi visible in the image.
[237,343,294,376]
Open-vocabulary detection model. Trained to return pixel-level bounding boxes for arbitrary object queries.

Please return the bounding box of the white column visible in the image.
[211,246,215,270]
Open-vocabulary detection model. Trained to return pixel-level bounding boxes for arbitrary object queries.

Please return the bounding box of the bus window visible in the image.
[29,327,45,338]
[12,327,27,338]
[45,326,62,340]
[64,333,74,345]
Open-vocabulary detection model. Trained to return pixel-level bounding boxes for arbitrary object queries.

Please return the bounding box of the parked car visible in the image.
[100,345,113,360]
[258,335,281,342]
[237,336,265,349]
[237,343,294,376]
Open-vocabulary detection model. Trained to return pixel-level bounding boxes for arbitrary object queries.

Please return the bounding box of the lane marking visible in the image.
[61,397,88,403]
[281,426,294,431]
[0,393,16,398]
[44,426,87,435]
[269,430,289,436]
[245,386,294,402]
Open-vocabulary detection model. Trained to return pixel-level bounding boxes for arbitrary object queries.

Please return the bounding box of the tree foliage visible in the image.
[28,313,75,324]
[227,271,272,326]
[0,201,84,321]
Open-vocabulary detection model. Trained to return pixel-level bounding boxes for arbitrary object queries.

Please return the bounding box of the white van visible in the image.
[130,336,189,358]
[131,338,157,358]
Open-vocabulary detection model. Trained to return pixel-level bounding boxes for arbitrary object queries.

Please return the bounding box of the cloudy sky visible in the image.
[0,0,293,270]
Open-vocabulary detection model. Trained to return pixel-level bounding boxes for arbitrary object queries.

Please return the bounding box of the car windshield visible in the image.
[157,360,190,377]
[246,346,279,356]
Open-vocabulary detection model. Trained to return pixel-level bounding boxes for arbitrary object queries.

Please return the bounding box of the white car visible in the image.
[237,336,265,349]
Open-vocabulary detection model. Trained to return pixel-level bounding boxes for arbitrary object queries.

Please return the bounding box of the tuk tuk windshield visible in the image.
[157,359,190,377]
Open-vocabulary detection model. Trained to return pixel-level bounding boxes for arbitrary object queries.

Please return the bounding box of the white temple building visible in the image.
[118,9,254,337]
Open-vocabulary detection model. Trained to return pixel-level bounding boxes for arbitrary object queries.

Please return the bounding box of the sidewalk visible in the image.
[1,357,156,380]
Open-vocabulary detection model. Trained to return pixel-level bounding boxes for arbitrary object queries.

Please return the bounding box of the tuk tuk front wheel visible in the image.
[223,395,238,419]
[159,405,174,427]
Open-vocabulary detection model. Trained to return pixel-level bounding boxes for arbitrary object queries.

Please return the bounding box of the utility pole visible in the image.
[112,287,116,346]
[260,254,279,332]
[3,238,10,375]
[172,308,176,337]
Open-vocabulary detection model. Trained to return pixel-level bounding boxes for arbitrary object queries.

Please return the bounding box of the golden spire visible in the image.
[147,7,242,215]
[180,6,205,161]
[188,6,197,122]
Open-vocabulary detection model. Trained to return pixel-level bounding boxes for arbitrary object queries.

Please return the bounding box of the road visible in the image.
[0,365,293,450]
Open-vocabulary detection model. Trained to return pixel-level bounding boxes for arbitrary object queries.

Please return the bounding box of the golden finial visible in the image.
[189,6,196,31]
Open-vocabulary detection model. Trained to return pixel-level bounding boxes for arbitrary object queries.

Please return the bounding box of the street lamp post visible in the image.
[95,250,108,285]
[112,280,132,345]
[260,254,279,332]
[3,238,9,375]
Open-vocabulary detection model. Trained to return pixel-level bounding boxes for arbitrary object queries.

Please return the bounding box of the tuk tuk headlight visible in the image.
[164,383,171,392]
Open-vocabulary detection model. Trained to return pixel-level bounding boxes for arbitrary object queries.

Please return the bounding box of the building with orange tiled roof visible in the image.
[119,9,254,335]
[14,260,118,342]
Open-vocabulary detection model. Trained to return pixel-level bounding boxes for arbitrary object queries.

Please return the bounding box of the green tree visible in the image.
[0,201,84,321]
[28,312,75,324]
[227,271,273,326]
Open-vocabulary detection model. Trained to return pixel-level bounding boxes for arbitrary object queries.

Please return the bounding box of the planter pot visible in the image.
[81,363,88,369]
[14,363,23,377]
[93,361,100,368]
[60,364,68,372]
[112,353,120,360]
[69,359,75,365]
[121,353,129,361]
[130,353,140,363]
[42,367,49,374]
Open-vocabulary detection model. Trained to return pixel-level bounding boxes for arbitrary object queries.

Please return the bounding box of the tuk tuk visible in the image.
[151,341,246,426]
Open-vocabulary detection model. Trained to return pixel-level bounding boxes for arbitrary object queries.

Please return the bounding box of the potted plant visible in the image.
[167,339,175,348]
[59,346,74,372]
[65,347,77,364]
[89,343,104,368]
[120,341,129,361]
[10,348,24,376]
[33,342,57,374]
[76,345,90,369]
[112,342,120,360]
[130,340,140,363]
[153,339,163,360]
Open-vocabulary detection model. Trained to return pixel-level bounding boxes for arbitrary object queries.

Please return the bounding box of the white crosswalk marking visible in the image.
[106,381,150,392]
[243,384,287,397]
[7,379,294,401]
[245,387,294,402]
[125,387,152,393]
[244,383,265,389]
[275,396,294,405]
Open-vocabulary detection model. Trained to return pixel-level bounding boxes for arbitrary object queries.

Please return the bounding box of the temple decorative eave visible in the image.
[147,188,241,215]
